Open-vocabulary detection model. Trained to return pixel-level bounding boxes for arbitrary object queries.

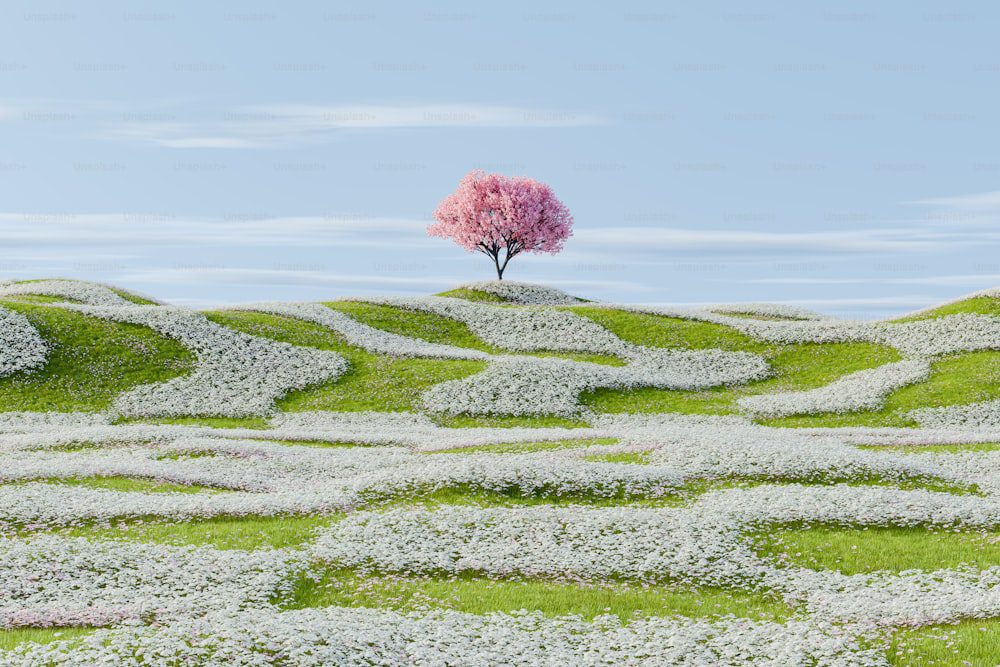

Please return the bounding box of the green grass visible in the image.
[60,514,338,550]
[753,526,1000,574]
[326,301,623,365]
[889,618,1000,666]
[429,437,619,454]
[0,627,94,651]
[31,476,219,494]
[382,485,685,508]
[241,438,374,449]
[125,415,271,429]
[763,350,1000,428]
[535,350,626,366]
[0,302,195,412]
[388,472,972,511]
[106,287,157,305]
[584,341,899,416]
[7,280,156,305]
[435,288,508,303]
[326,300,499,352]
[281,356,485,413]
[205,310,487,413]
[1,293,74,304]
[571,306,771,353]
[895,296,1000,322]
[284,568,791,621]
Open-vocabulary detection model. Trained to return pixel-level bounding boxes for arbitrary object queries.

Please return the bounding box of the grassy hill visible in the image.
[0,279,997,665]
[0,280,997,428]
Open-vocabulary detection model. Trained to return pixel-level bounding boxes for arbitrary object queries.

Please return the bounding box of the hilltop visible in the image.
[0,278,997,430]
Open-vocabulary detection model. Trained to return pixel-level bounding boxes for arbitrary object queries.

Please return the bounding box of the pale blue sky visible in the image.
[1,1,998,317]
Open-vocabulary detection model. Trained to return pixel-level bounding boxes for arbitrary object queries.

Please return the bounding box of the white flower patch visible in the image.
[353,295,628,354]
[774,566,1000,628]
[737,359,931,418]
[875,314,1000,356]
[423,352,768,417]
[0,607,885,667]
[0,412,610,453]
[0,535,297,627]
[910,399,1000,429]
[590,413,995,489]
[791,424,1000,448]
[0,422,190,453]
[622,346,770,387]
[366,453,687,499]
[421,356,618,417]
[63,305,347,418]
[232,302,488,359]
[0,436,688,526]
[316,483,1000,589]
[0,483,353,528]
[0,280,133,306]
[915,451,1000,495]
[313,505,764,585]
[637,427,972,489]
[592,412,755,431]
[698,484,1000,528]
[0,446,282,491]
[455,280,584,305]
[0,412,111,434]
[0,307,47,378]
[267,410,607,450]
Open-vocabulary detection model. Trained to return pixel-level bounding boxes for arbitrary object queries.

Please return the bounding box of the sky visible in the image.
[1,1,999,318]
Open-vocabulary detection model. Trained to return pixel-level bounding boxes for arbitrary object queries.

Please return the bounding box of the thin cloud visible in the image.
[572,226,980,253]
[748,274,1000,287]
[911,190,1000,209]
[0,213,433,248]
[107,103,605,148]
[253,104,604,128]
[120,267,470,289]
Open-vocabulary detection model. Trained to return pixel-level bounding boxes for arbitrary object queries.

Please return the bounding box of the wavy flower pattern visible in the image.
[0,281,996,664]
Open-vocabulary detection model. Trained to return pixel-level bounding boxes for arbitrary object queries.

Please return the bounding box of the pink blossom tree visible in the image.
[428,170,573,280]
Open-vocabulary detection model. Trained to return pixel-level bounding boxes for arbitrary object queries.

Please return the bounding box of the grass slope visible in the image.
[327,301,623,365]
[889,619,1000,667]
[572,307,770,353]
[434,288,508,302]
[763,350,1000,427]
[0,302,194,412]
[286,569,791,621]
[205,310,486,413]
[5,296,996,429]
[753,526,1000,574]
[895,295,1000,321]
[585,339,899,416]
[205,308,613,423]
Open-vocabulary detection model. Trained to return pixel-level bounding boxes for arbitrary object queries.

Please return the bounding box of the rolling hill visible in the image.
[0,278,997,665]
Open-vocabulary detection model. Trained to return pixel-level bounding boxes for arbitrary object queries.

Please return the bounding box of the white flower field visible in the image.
[0,279,997,665]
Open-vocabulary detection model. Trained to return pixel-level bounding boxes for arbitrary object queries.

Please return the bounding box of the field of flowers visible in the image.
[0,278,997,665]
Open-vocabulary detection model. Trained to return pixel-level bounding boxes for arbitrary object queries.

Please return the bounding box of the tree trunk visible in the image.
[494,253,504,280]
